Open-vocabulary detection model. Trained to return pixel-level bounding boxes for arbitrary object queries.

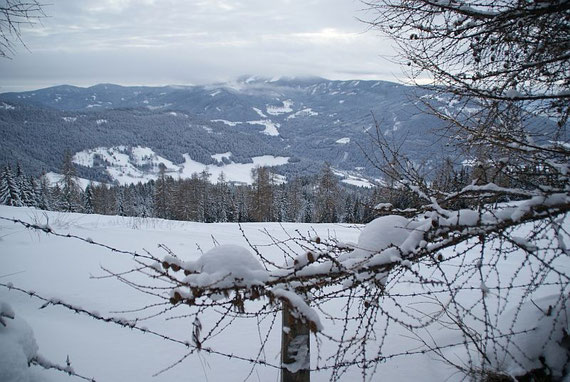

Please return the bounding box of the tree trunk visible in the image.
[281,302,310,382]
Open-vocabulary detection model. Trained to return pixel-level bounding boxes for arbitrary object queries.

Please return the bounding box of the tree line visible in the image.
[5,150,556,227]
[2,154,441,224]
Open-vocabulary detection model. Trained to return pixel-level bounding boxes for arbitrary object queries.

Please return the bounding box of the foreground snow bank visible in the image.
[0,206,568,381]
[493,295,570,378]
[0,301,39,382]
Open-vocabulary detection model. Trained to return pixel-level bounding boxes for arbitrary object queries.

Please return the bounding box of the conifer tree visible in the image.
[315,163,339,223]
[14,164,34,206]
[36,172,52,211]
[199,169,213,222]
[84,184,95,214]
[251,167,274,222]
[153,163,170,219]
[60,152,82,212]
[0,165,22,207]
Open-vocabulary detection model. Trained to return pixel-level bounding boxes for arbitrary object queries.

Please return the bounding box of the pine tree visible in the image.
[153,163,170,219]
[315,163,339,223]
[36,172,52,211]
[214,173,233,222]
[251,167,274,222]
[15,164,34,206]
[0,165,23,207]
[60,152,82,212]
[116,187,126,216]
[84,184,95,214]
[285,178,303,222]
[26,176,39,208]
[199,170,213,222]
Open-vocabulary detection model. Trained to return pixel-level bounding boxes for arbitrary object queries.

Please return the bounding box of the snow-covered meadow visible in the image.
[0,205,568,381]
[69,146,290,186]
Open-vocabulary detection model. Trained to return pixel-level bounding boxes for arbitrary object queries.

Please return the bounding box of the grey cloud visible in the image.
[0,0,402,91]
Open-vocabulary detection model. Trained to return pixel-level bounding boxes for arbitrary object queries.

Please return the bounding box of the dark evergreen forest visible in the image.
[0,154,475,224]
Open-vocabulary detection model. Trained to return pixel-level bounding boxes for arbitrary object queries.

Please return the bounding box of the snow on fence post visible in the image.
[281,301,310,382]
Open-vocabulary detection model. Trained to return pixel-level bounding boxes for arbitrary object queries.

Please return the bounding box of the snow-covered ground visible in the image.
[332,168,376,188]
[286,108,318,120]
[180,154,289,184]
[246,119,280,136]
[266,100,293,116]
[70,146,290,185]
[0,206,568,381]
[211,118,281,135]
[45,172,101,189]
[0,207,360,381]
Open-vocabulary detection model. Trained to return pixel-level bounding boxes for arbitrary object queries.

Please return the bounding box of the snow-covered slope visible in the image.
[72,146,289,185]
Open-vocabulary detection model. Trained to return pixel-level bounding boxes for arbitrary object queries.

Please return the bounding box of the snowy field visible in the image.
[69,146,290,186]
[0,206,568,381]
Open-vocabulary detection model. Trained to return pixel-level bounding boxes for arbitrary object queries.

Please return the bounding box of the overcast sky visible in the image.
[0,0,404,92]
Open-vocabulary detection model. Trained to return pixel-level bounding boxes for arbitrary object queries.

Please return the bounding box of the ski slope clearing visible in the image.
[0,206,568,381]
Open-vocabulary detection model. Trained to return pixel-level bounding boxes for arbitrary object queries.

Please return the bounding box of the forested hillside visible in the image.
[0,78,453,184]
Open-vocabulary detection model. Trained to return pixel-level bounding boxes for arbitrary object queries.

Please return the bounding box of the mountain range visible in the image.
[0,76,452,186]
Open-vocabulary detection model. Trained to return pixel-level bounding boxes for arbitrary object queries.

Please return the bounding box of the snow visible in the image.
[271,288,323,332]
[246,119,280,136]
[333,215,434,283]
[130,146,160,166]
[331,168,374,188]
[341,175,374,188]
[283,335,310,372]
[491,295,570,378]
[71,145,290,185]
[461,158,482,167]
[505,89,523,99]
[45,172,99,190]
[392,115,401,131]
[211,119,242,126]
[0,207,361,382]
[252,107,267,118]
[347,215,411,258]
[0,301,40,382]
[266,100,293,116]
[72,146,178,185]
[181,245,269,289]
[61,117,76,123]
[95,119,107,125]
[286,108,318,120]
[146,103,172,110]
[211,152,232,163]
[0,206,568,382]
[0,102,15,110]
[211,118,280,136]
[180,153,289,185]
[335,137,350,144]
[1,301,15,320]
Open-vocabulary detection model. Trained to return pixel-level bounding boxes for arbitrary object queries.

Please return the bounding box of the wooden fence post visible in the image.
[281,301,310,382]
